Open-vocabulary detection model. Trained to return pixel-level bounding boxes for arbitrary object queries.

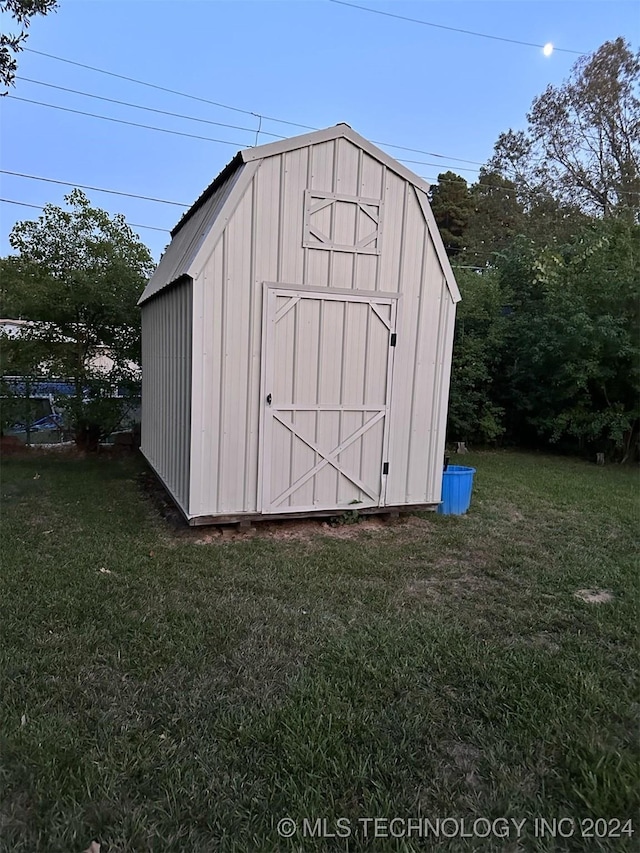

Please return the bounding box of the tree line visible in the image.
[431,38,639,461]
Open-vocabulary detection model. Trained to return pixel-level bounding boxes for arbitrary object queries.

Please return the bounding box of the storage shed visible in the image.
[139,124,461,525]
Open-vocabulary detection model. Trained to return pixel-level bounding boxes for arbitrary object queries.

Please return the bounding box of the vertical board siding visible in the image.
[141,279,192,514]
[378,171,406,293]
[188,141,457,518]
[221,188,253,511]
[310,140,335,192]
[191,180,260,516]
[243,177,260,511]
[427,285,456,502]
[405,228,433,501]
[280,148,309,283]
[386,184,425,504]
[386,186,457,505]
[254,156,281,283]
[359,152,384,199]
[335,138,360,196]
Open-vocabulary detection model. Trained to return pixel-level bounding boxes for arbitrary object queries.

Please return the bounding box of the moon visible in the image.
[543,42,554,57]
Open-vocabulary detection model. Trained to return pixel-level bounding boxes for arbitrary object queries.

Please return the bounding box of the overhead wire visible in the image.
[4,89,521,192]
[1,169,189,207]
[23,47,318,130]
[374,143,483,166]
[16,24,626,206]
[7,91,485,175]
[327,0,587,55]
[15,75,485,168]
[5,96,249,147]
[0,198,170,232]
[14,77,288,140]
[20,47,487,166]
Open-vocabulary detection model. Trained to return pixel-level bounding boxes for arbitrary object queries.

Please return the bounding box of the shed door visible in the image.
[260,287,396,514]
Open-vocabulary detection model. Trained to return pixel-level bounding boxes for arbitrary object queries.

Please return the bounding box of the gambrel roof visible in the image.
[138,124,460,305]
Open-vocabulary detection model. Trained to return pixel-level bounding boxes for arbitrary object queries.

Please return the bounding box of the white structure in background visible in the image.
[139,124,461,525]
[0,318,140,381]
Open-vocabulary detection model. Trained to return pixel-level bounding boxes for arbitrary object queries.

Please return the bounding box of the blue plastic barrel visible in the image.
[438,465,476,515]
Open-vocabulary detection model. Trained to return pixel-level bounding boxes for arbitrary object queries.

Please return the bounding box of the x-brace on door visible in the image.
[259,286,397,514]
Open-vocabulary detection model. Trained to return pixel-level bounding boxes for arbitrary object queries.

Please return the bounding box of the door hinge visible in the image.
[390,333,397,347]
[382,462,389,475]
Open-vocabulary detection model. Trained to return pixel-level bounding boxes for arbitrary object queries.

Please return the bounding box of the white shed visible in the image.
[139,124,460,525]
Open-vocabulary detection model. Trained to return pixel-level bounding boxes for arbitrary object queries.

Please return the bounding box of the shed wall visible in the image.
[189,138,456,517]
[141,279,193,513]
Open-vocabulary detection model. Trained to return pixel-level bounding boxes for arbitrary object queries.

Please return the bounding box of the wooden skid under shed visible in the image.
[187,503,438,528]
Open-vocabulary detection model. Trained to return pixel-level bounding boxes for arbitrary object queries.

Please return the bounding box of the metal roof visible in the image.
[138,154,244,305]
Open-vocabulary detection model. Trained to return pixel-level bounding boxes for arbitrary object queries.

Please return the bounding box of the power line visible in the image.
[22,43,635,201]
[21,47,487,168]
[0,166,557,219]
[0,198,170,233]
[23,47,318,131]
[401,157,479,174]
[6,92,477,172]
[372,142,483,167]
[6,96,248,147]
[5,84,636,208]
[328,0,587,55]
[1,169,189,207]
[15,77,288,141]
[17,75,487,168]
[7,92,484,177]
[420,174,518,191]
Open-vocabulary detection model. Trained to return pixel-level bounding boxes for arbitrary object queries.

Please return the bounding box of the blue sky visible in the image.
[1,0,638,262]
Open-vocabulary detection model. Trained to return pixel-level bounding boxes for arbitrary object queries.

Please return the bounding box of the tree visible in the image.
[495,221,640,458]
[462,169,526,264]
[444,37,640,458]
[447,267,508,444]
[489,39,640,221]
[3,190,154,444]
[428,171,473,257]
[1,0,58,92]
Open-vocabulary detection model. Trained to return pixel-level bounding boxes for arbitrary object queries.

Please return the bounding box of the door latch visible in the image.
[266,393,272,406]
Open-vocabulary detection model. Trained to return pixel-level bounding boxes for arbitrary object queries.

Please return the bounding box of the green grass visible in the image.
[0,450,638,852]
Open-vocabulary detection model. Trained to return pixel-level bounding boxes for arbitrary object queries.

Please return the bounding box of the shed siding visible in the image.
[386,188,456,505]
[190,187,260,517]
[141,279,192,513]
[188,139,456,518]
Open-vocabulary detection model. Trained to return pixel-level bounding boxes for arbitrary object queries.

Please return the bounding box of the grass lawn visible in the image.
[0,450,638,852]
